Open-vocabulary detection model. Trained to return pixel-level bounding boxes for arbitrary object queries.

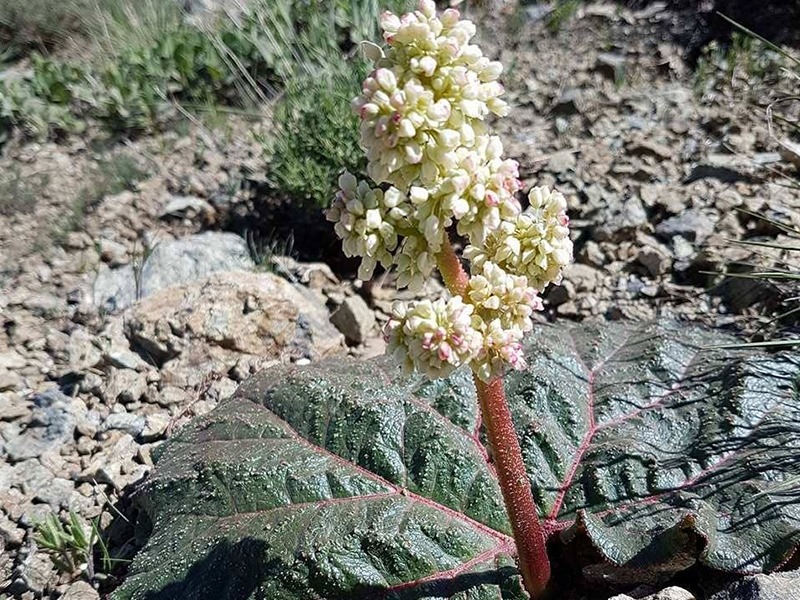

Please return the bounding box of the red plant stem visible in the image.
[474,376,551,598]
[436,238,552,598]
[435,237,469,297]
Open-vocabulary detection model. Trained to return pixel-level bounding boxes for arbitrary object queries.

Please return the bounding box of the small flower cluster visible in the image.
[354,0,508,189]
[465,186,573,291]
[328,1,572,382]
[385,297,481,379]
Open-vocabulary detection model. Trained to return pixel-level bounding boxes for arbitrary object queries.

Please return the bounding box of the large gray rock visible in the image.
[710,572,800,600]
[123,270,344,388]
[93,232,254,312]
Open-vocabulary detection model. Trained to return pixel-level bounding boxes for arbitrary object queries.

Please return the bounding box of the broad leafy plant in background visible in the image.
[113,3,800,599]
[114,322,800,599]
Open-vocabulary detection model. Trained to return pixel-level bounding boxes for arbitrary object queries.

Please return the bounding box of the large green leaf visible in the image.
[514,322,800,580]
[113,321,800,599]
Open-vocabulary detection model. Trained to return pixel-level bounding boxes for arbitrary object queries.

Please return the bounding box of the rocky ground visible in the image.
[0,2,798,599]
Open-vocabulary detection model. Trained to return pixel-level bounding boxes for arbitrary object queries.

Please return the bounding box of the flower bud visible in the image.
[375,68,397,92]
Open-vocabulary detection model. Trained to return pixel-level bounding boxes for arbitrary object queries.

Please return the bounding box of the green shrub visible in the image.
[0,0,412,141]
[91,27,262,132]
[267,63,368,209]
[261,0,413,209]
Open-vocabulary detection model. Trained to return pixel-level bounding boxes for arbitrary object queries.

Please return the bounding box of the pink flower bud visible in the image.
[441,8,460,27]
[381,11,401,32]
[418,0,436,18]
[359,103,379,119]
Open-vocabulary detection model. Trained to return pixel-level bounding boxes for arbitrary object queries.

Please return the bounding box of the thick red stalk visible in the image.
[474,376,552,598]
[435,239,552,598]
[436,237,469,296]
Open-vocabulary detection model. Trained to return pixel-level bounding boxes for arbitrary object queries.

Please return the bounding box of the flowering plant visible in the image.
[327,1,572,596]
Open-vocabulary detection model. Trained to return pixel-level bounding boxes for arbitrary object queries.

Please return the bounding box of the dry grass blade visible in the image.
[715,208,800,349]
[716,12,800,68]
[712,339,800,349]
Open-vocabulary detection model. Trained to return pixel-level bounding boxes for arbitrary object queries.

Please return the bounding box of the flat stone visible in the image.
[0,462,13,491]
[66,329,102,373]
[103,349,148,371]
[627,139,672,160]
[160,195,214,220]
[635,234,672,277]
[141,413,171,441]
[647,586,695,600]
[547,150,577,175]
[593,196,648,242]
[330,296,376,345]
[103,368,147,404]
[152,386,192,407]
[0,369,23,392]
[80,434,140,490]
[577,240,605,267]
[269,256,339,290]
[655,210,716,243]
[12,551,55,595]
[61,580,100,600]
[0,511,25,546]
[101,412,146,438]
[0,351,26,370]
[11,460,73,510]
[98,238,128,266]
[565,263,602,292]
[0,392,29,420]
[5,390,77,461]
[637,248,668,277]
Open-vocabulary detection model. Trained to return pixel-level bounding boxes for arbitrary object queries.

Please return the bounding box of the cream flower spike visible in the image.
[330,1,572,381]
[385,297,482,378]
[352,0,507,189]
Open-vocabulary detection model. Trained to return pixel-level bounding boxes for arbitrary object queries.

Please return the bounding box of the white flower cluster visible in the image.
[465,186,573,291]
[353,0,508,189]
[386,297,481,379]
[327,1,572,382]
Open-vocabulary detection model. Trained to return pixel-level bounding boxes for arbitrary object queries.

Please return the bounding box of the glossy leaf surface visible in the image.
[114,322,800,598]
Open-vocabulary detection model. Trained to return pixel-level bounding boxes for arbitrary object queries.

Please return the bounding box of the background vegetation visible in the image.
[0,0,411,210]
